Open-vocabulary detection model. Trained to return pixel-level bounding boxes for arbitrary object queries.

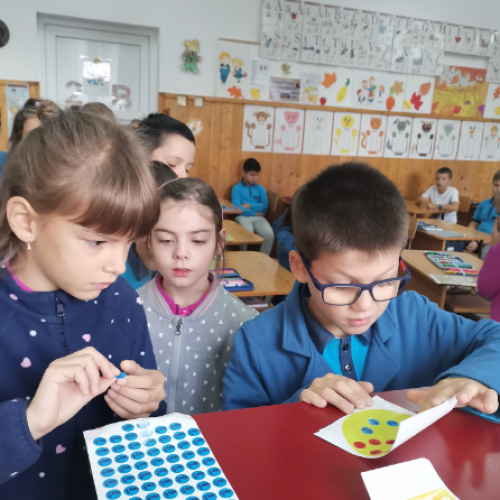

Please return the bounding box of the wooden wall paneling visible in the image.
[159,93,500,203]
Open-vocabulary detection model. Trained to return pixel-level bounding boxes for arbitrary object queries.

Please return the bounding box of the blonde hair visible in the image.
[219,52,230,61]
[0,110,160,265]
[232,58,244,66]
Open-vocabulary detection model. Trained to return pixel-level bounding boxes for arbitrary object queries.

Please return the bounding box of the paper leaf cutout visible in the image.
[386,95,396,112]
[419,82,432,96]
[494,86,500,100]
[250,88,261,100]
[403,100,413,110]
[282,63,291,75]
[392,81,405,95]
[410,92,423,111]
[228,86,243,99]
[337,78,350,103]
[322,72,337,88]
[451,75,460,85]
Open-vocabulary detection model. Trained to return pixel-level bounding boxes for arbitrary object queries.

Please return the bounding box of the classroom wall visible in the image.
[2,0,500,98]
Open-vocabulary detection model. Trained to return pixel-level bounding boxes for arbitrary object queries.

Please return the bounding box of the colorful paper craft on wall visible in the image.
[6,83,30,136]
[457,121,484,161]
[242,105,275,153]
[182,40,202,74]
[302,110,334,155]
[480,122,500,162]
[273,108,305,154]
[433,120,460,160]
[483,83,500,119]
[432,66,488,119]
[331,112,361,156]
[403,75,435,114]
[186,118,204,137]
[358,114,387,158]
[215,41,254,100]
[316,68,353,108]
[300,72,321,104]
[351,71,390,110]
[409,118,437,159]
[383,116,413,159]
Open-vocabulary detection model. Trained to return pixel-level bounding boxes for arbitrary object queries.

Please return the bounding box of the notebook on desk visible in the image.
[210,268,254,292]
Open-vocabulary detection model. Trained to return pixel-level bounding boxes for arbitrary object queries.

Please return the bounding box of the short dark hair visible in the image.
[243,158,261,173]
[494,192,500,212]
[9,106,37,151]
[436,167,452,179]
[292,163,409,263]
[138,113,195,157]
[151,160,178,187]
[493,170,500,183]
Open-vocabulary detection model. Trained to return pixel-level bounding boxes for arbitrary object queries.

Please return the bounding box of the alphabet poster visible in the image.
[433,120,460,160]
[273,108,305,154]
[483,83,500,119]
[403,75,435,114]
[303,110,334,155]
[457,121,484,161]
[383,116,413,158]
[409,118,437,159]
[480,122,500,162]
[331,112,361,156]
[358,114,387,158]
[242,105,275,152]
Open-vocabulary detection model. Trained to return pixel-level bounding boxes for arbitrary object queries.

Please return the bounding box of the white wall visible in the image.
[0,0,499,100]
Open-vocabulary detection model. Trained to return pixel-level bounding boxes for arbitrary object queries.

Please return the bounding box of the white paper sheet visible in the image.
[315,396,456,459]
[362,458,460,500]
[84,413,238,500]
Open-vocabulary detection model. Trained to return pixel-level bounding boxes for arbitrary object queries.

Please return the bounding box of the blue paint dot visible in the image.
[131,451,145,461]
[169,423,181,431]
[387,420,399,427]
[114,454,129,464]
[197,481,211,492]
[125,433,138,441]
[137,421,150,429]
[179,485,195,495]
[142,482,157,492]
[124,486,139,496]
[128,442,141,451]
[202,493,217,500]
[192,471,205,481]
[213,478,227,488]
[122,424,134,432]
[116,372,127,379]
[196,447,210,457]
[361,427,374,435]
[154,467,169,477]
[110,435,122,444]
[159,478,173,488]
[163,489,178,499]
[146,493,161,500]
[118,464,132,474]
[175,474,189,484]
[138,471,152,481]
[219,489,234,498]
[103,478,119,489]
[106,490,122,500]
[207,467,221,477]
[187,460,201,470]
[187,428,200,437]
[96,447,110,456]
[121,475,136,485]
[173,432,186,441]
[98,458,112,467]
[112,445,125,454]
[150,458,165,467]
[182,451,195,460]
[163,445,175,454]
[166,454,180,464]
[159,435,172,444]
[94,437,107,446]
[171,464,185,474]
[134,461,148,471]
[101,468,115,478]
[177,441,190,450]
[368,419,380,426]
[155,426,168,434]
[202,457,215,467]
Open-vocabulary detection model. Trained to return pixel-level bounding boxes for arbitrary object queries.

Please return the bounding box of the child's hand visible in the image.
[242,203,251,209]
[26,347,120,441]
[299,373,374,413]
[104,360,165,419]
[407,378,499,414]
[427,202,438,210]
[466,241,479,252]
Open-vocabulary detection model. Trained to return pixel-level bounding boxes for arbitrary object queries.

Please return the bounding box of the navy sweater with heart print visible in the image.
[0,268,165,500]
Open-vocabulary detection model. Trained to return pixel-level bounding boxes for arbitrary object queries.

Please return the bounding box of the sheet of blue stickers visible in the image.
[84,413,238,500]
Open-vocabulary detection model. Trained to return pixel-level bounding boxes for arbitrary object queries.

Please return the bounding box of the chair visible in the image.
[445,293,491,315]
[406,216,418,249]
[266,190,279,224]
[458,195,471,214]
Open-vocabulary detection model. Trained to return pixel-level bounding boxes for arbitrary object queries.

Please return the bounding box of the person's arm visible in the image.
[469,221,479,230]
[231,184,255,216]
[477,219,500,299]
[251,186,269,215]
[430,189,460,212]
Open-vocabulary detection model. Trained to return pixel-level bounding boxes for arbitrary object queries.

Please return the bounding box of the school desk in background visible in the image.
[223,220,264,247]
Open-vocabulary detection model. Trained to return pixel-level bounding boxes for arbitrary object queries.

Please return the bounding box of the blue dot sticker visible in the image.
[98,457,112,467]
[125,433,139,441]
[142,482,156,492]
[96,447,110,456]
[163,490,178,499]
[166,454,180,464]
[163,445,176,454]
[159,435,172,444]
[169,423,182,431]
[159,478,173,488]
[121,475,136,485]
[147,448,160,457]
[192,471,205,481]
[197,481,211,492]
[118,464,132,474]
[137,421,150,429]
[182,451,195,461]
[173,432,186,441]
[155,467,169,477]
[192,437,205,447]
[187,461,201,470]
[187,428,200,437]
[177,441,190,450]
[387,420,399,427]
[106,490,121,499]
[94,437,107,446]
[131,451,145,461]
[196,447,210,457]
[112,445,126,454]
[155,426,168,435]
[128,442,141,451]
[150,458,164,467]
[138,471,153,481]
[134,461,148,471]
[144,438,157,447]
[175,474,189,484]
[201,457,215,467]
[115,454,129,464]
[170,464,185,474]
[179,485,194,495]
[103,478,119,489]
[368,419,380,426]
[207,468,221,477]
[101,468,115,478]
[122,424,134,432]
[146,494,161,500]
[361,427,374,435]
[219,489,233,499]
[202,493,217,500]
[213,478,227,488]
[110,435,123,444]
[124,486,139,496]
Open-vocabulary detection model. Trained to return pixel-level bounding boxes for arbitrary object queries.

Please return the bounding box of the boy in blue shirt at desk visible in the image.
[223,163,500,418]
[231,158,274,255]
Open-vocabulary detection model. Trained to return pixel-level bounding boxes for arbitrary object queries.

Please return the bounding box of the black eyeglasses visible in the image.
[301,256,412,306]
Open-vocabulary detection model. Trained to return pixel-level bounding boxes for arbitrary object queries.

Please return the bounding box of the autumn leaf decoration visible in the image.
[392,81,405,95]
[386,81,405,111]
[228,86,243,99]
[494,86,500,101]
[322,72,337,88]
[410,92,424,111]
[406,81,432,111]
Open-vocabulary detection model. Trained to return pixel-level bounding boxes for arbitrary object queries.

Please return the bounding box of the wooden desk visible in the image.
[194,390,500,500]
[405,199,451,219]
[412,218,491,251]
[219,198,242,216]
[402,250,483,308]
[223,220,264,247]
[224,251,294,297]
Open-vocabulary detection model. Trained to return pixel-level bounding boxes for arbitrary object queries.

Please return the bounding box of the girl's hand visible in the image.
[491,216,500,247]
[26,347,120,441]
[466,241,478,252]
[104,360,165,419]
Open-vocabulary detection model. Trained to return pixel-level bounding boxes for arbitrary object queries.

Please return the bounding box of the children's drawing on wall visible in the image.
[6,83,30,136]
[187,118,204,137]
[457,121,484,161]
[480,123,500,162]
[300,72,321,104]
[83,58,111,96]
[111,84,132,111]
[433,120,460,160]
[331,112,361,156]
[385,79,406,112]
[358,114,387,158]
[403,76,435,114]
[65,81,83,108]
[486,57,500,84]
[182,40,202,74]
[219,52,231,85]
[483,83,500,119]
[303,110,334,155]
[250,57,271,100]
[409,119,437,159]
[273,108,305,154]
[317,68,353,108]
[384,117,413,159]
[432,66,487,119]
[242,105,275,153]
[351,71,391,110]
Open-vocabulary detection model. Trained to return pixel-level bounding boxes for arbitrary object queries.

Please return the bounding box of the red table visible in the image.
[194,391,500,499]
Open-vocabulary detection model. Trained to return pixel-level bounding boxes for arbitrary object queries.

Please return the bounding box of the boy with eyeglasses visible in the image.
[223,163,500,418]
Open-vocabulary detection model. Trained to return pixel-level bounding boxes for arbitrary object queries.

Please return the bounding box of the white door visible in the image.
[38,17,158,123]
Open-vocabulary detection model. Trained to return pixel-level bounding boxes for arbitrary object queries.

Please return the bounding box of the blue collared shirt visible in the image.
[473,198,499,234]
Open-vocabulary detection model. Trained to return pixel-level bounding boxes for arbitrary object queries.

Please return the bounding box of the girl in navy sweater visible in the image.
[0,110,166,500]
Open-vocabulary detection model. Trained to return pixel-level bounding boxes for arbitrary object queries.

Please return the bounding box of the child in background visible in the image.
[138,112,195,178]
[0,110,166,500]
[232,158,275,255]
[138,177,257,415]
[416,167,460,223]
[224,163,500,420]
[477,193,500,322]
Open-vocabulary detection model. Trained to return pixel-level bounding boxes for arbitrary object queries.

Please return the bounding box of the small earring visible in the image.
[27,240,32,250]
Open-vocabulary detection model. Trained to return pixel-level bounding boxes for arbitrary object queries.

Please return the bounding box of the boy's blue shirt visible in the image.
[273,210,295,272]
[473,198,499,234]
[223,281,500,413]
[231,179,269,216]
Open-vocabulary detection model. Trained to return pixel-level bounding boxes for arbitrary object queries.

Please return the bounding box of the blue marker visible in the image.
[116,372,127,379]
